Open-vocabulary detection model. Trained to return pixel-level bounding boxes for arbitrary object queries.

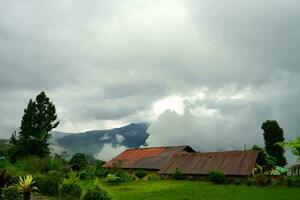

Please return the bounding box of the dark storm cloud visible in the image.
[0,0,299,160]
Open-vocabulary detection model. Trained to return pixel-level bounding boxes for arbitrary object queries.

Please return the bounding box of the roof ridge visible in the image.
[125,145,189,150]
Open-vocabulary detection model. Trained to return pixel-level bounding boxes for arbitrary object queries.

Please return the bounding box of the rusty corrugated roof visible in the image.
[158,150,258,176]
[104,146,195,170]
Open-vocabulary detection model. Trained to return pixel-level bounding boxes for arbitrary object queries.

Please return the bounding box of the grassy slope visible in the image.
[52,180,299,200]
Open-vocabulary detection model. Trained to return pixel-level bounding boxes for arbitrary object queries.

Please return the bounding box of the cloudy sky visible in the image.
[1,1,299,154]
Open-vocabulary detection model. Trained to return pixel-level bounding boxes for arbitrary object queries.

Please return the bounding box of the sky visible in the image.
[0,1,300,156]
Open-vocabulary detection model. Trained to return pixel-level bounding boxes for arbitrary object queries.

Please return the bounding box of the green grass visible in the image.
[51,180,300,200]
[107,180,299,200]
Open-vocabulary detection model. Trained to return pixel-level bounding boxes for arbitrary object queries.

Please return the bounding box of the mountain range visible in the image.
[50,123,150,157]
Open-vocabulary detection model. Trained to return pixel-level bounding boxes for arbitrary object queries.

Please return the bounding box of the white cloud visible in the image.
[95,143,126,161]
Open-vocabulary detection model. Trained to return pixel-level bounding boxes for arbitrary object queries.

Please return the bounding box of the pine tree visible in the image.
[9,92,59,158]
[261,120,287,167]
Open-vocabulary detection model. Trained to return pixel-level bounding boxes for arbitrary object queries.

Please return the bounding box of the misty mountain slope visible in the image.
[55,123,149,155]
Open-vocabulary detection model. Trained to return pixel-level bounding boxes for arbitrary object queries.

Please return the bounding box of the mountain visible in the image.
[52,123,150,156]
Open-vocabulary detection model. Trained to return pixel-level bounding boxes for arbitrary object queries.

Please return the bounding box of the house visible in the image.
[104,146,195,173]
[105,146,259,177]
[158,151,258,178]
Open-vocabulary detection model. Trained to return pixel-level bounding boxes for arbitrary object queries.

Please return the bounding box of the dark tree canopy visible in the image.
[9,92,59,158]
[261,120,286,167]
[251,144,275,166]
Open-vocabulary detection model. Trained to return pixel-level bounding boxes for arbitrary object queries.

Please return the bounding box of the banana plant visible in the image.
[17,175,38,200]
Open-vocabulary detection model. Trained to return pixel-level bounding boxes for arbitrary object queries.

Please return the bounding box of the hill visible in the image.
[53,123,149,156]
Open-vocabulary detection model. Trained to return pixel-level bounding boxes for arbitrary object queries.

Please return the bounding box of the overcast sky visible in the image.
[0,1,299,155]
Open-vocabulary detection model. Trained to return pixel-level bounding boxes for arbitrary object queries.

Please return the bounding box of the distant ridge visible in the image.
[52,123,150,156]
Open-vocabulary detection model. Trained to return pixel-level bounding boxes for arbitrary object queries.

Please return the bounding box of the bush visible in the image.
[105,174,120,185]
[2,185,22,200]
[246,179,254,186]
[234,179,242,185]
[69,153,88,171]
[82,185,112,200]
[208,171,226,184]
[285,176,300,187]
[85,166,96,179]
[134,170,147,180]
[255,174,271,186]
[115,170,134,183]
[95,168,110,178]
[78,171,87,180]
[147,175,160,181]
[59,182,82,199]
[0,169,13,196]
[172,168,185,180]
[35,173,62,196]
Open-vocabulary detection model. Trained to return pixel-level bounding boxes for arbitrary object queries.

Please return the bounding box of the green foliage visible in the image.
[95,160,106,168]
[234,179,241,185]
[59,182,82,199]
[35,172,62,196]
[0,140,11,157]
[9,92,59,159]
[285,176,300,187]
[105,174,120,185]
[82,185,112,200]
[278,137,300,162]
[78,171,87,180]
[2,185,21,200]
[14,156,61,174]
[95,167,110,178]
[114,170,134,183]
[252,145,275,166]
[245,179,254,186]
[172,168,185,180]
[134,170,147,179]
[261,120,286,166]
[69,153,88,171]
[208,171,226,184]
[85,166,96,179]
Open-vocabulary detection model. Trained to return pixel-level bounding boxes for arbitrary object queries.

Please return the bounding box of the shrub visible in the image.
[69,153,88,171]
[41,157,62,173]
[0,170,13,196]
[82,185,112,200]
[255,174,271,186]
[59,182,82,199]
[285,176,300,187]
[208,171,226,184]
[235,179,241,185]
[79,171,87,180]
[246,179,254,186]
[147,175,160,181]
[134,170,147,180]
[85,166,96,179]
[114,170,134,183]
[105,174,120,185]
[2,185,21,200]
[172,168,185,180]
[35,173,62,196]
[95,168,110,178]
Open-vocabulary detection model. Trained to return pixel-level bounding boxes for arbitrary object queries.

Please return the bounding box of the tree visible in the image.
[261,120,286,166]
[69,153,88,171]
[9,92,59,158]
[251,145,275,166]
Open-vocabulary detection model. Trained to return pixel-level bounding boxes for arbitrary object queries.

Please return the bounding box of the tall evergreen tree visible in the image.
[9,92,59,158]
[261,120,286,167]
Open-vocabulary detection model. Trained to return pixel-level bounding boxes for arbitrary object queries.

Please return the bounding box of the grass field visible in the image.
[51,180,300,200]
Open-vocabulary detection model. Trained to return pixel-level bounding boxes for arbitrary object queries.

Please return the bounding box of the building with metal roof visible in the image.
[104,146,195,170]
[158,151,258,177]
[105,146,259,177]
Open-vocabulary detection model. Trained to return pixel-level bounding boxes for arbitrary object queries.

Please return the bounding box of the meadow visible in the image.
[49,179,300,200]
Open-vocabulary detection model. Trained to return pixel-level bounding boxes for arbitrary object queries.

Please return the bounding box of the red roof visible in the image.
[104,146,195,170]
[158,150,258,176]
